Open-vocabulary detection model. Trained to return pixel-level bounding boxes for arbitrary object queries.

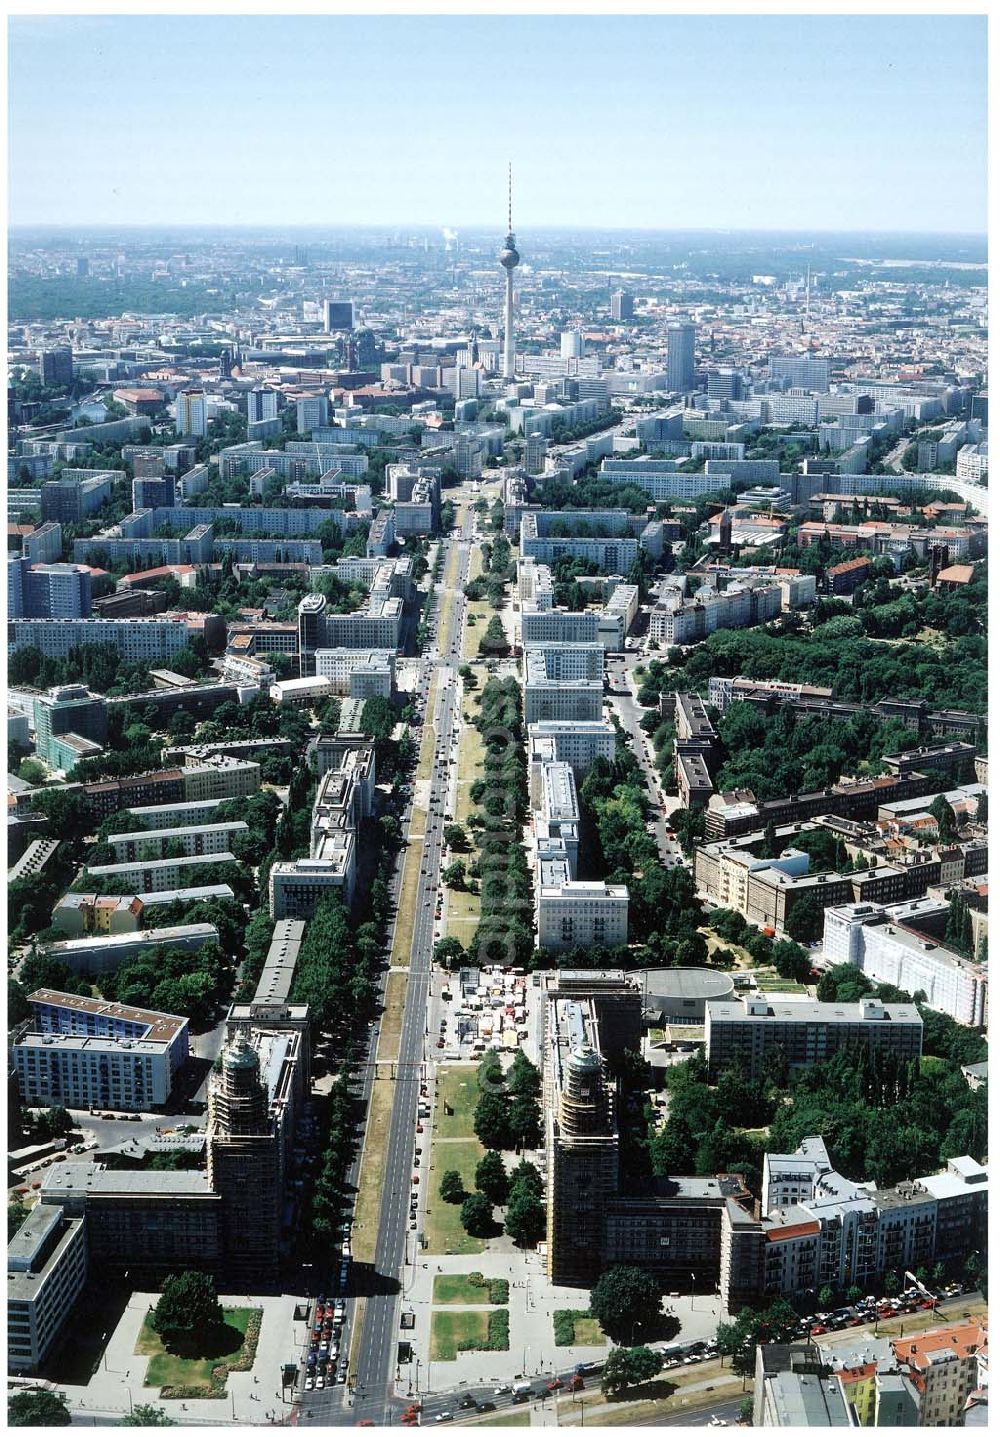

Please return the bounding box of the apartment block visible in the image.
[268,743,374,918]
[523,644,604,724]
[704,995,923,1080]
[527,720,616,779]
[15,989,190,1110]
[823,902,988,1026]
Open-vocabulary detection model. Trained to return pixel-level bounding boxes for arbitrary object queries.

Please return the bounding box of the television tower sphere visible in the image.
[499,234,520,270]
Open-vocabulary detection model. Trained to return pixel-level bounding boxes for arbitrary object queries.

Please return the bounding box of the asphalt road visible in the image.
[309,509,475,1426]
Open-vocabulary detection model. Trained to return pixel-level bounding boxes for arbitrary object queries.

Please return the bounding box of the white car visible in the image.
[304,1377,314,1392]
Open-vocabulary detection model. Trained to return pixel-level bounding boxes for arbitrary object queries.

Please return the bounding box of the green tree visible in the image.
[460,1192,495,1237]
[9,1391,72,1426]
[589,1266,662,1342]
[442,860,467,890]
[150,1271,223,1348]
[475,1150,510,1206]
[600,1345,662,1395]
[785,893,825,944]
[508,1159,544,1197]
[474,1091,513,1149]
[504,1189,546,1246]
[507,1051,541,1099]
[818,1285,835,1309]
[433,936,465,969]
[439,1170,465,1204]
[509,1095,543,1150]
[120,1406,177,1426]
[930,794,958,843]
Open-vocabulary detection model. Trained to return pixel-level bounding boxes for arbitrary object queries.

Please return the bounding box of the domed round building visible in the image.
[640,968,735,1027]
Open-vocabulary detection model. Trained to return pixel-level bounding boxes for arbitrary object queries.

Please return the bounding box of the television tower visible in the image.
[498,163,520,381]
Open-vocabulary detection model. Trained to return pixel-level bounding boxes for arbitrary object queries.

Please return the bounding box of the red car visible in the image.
[547,1378,563,1391]
[810,1324,828,1336]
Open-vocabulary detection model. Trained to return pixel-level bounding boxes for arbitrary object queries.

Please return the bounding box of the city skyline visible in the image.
[9,14,987,232]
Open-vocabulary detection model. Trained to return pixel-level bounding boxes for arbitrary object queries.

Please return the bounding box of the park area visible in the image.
[430,1308,509,1361]
[135,1307,260,1398]
[424,1065,487,1253]
[433,1273,509,1305]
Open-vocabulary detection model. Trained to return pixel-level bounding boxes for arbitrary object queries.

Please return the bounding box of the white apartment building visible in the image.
[527,720,616,779]
[536,879,629,952]
[8,1206,88,1373]
[517,557,554,610]
[314,648,395,698]
[268,745,374,918]
[14,989,190,1110]
[521,608,600,645]
[822,902,988,1026]
[85,850,239,894]
[648,582,782,646]
[523,644,604,724]
[106,821,248,862]
[9,617,191,661]
[956,442,988,483]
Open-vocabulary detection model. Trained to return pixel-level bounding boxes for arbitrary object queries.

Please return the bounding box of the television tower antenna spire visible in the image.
[499,162,520,381]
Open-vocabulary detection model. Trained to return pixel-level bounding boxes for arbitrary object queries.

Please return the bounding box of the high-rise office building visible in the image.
[10,561,92,620]
[247,387,279,424]
[175,389,208,437]
[296,395,329,433]
[611,290,635,322]
[560,331,584,360]
[33,684,108,767]
[132,475,176,510]
[768,355,830,393]
[323,300,354,331]
[666,321,696,392]
[40,349,74,388]
[76,257,89,278]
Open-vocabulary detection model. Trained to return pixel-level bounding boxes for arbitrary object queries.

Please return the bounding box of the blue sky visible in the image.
[8,14,987,232]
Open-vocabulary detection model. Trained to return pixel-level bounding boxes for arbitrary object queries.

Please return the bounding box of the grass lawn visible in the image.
[434,1066,481,1139]
[432,1274,506,1305]
[570,1317,606,1346]
[454,715,486,828]
[474,1414,530,1428]
[352,1071,396,1266]
[430,1309,490,1361]
[463,599,493,660]
[754,972,808,994]
[425,1136,486,1255]
[445,885,481,946]
[378,971,408,1056]
[391,842,423,967]
[699,927,755,969]
[137,1310,254,1396]
[554,1310,606,1347]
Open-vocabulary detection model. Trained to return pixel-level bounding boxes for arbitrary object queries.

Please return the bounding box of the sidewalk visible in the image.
[62,1290,305,1425]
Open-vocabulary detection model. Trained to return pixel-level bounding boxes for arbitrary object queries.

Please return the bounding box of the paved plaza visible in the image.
[57,1289,306,1425]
